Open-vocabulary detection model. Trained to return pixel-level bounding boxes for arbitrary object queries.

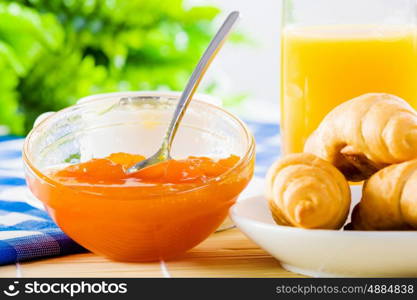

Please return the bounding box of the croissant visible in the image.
[266,153,351,229]
[304,93,417,182]
[352,160,417,230]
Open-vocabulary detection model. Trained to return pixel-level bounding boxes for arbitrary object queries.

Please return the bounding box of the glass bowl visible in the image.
[23,92,255,262]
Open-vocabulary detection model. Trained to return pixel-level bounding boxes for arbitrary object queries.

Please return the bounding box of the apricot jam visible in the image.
[27,152,254,261]
[53,153,240,185]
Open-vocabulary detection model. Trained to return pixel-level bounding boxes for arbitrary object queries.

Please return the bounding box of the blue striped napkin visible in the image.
[0,121,280,265]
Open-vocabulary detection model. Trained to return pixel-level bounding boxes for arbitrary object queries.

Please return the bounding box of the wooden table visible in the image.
[0,228,304,278]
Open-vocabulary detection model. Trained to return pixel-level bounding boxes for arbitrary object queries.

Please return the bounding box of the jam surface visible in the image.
[52,152,240,185]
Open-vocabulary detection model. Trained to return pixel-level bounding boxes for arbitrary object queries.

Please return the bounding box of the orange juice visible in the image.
[281,25,417,154]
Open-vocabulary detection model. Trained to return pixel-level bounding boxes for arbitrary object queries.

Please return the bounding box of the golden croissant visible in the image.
[352,160,417,230]
[304,93,417,182]
[266,153,351,229]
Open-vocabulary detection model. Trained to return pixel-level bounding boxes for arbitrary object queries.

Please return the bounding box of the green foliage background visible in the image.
[0,0,229,135]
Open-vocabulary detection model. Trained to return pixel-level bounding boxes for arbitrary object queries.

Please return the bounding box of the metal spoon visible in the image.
[127,11,240,173]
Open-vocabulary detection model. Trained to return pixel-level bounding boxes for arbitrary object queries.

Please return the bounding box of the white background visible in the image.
[189,0,282,123]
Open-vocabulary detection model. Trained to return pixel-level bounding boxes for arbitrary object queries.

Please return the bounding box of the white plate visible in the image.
[230,185,417,277]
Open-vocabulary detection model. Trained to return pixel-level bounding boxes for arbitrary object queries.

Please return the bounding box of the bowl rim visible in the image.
[23,91,256,198]
[77,90,222,106]
[231,195,417,237]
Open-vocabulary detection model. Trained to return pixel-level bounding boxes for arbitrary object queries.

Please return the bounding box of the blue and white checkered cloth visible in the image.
[0,121,280,265]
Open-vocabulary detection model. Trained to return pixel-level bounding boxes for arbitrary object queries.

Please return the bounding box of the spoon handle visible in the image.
[163,11,240,152]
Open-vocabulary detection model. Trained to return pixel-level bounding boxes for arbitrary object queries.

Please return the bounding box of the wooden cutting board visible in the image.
[0,228,305,278]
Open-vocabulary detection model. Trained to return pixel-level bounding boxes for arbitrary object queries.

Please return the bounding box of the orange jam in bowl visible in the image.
[23,92,255,261]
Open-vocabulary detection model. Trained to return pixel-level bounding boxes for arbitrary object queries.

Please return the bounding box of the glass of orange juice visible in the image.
[281,0,417,154]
